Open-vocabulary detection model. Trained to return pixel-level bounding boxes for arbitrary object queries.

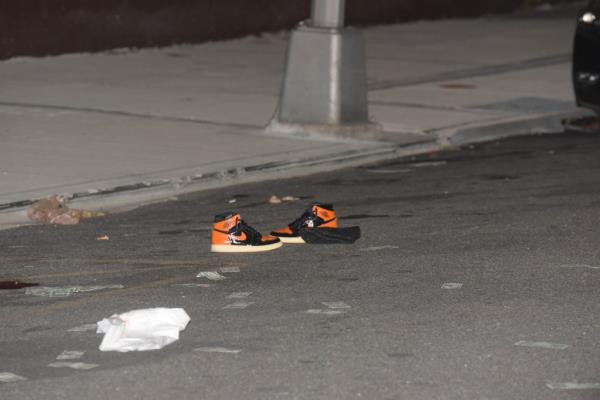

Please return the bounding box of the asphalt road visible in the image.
[0,132,599,400]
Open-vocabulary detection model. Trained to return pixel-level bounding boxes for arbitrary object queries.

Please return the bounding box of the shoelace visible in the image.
[236,220,261,238]
[288,210,314,231]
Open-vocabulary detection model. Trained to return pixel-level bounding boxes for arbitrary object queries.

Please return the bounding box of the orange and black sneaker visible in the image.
[271,203,342,243]
[211,212,282,253]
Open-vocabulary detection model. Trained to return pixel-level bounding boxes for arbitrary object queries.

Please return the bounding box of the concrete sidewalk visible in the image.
[0,4,589,227]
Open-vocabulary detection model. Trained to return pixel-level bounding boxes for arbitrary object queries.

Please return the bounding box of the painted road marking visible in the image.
[360,245,399,252]
[194,347,241,354]
[441,283,463,289]
[0,372,26,383]
[196,271,227,280]
[223,301,254,310]
[228,292,252,299]
[514,341,570,350]
[48,362,98,370]
[305,309,345,315]
[322,302,351,309]
[546,382,600,390]
[68,323,97,332]
[56,351,85,360]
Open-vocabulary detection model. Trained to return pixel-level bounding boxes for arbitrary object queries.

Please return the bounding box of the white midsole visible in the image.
[278,236,305,244]
[211,241,283,253]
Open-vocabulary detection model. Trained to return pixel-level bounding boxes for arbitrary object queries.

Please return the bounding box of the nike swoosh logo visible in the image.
[230,232,247,243]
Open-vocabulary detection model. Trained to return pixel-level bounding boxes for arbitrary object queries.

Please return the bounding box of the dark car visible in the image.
[573,0,600,113]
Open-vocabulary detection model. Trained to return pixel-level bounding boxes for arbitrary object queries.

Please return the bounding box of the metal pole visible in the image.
[311,0,345,29]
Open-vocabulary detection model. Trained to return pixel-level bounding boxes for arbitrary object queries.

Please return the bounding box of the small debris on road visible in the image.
[305,309,345,315]
[56,350,85,360]
[0,372,27,383]
[194,347,241,354]
[27,195,106,225]
[25,285,124,298]
[223,301,254,310]
[441,283,463,290]
[322,302,351,309]
[546,382,600,390]
[96,235,110,241]
[360,245,399,252]
[227,292,252,299]
[196,271,227,280]
[48,362,98,370]
[173,283,213,288]
[514,341,570,350]
[220,266,240,273]
[269,195,282,204]
[282,196,300,201]
[558,264,600,270]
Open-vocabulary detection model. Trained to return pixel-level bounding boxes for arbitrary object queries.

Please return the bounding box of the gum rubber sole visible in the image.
[277,236,305,244]
[211,241,283,253]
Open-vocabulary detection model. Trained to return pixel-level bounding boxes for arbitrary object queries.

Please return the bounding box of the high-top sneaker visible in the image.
[211,212,282,253]
[271,203,339,243]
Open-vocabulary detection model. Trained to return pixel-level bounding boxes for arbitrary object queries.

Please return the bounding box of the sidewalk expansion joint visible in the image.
[368,53,570,91]
[0,101,262,130]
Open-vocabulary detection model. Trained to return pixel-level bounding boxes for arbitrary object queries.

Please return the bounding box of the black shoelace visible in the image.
[288,210,314,232]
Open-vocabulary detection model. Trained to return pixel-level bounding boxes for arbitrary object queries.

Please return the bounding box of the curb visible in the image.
[0,108,589,230]
[0,140,439,230]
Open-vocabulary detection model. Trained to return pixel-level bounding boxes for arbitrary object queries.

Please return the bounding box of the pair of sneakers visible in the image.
[211,202,358,253]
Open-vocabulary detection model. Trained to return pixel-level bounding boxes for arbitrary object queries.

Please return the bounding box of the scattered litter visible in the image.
[546,382,600,390]
[0,372,27,383]
[514,341,570,350]
[360,245,399,252]
[282,196,300,201]
[56,350,85,360]
[409,161,448,168]
[269,195,282,204]
[366,168,410,174]
[97,308,190,352]
[194,347,241,354]
[68,323,98,332]
[559,264,600,270]
[441,283,463,290]
[305,309,345,315]
[25,284,124,298]
[196,271,227,280]
[26,195,106,225]
[228,292,252,299]
[223,301,254,310]
[96,235,109,241]
[228,199,237,204]
[220,266,240,273]
[173,283,213,288]
[322,302,351,309]
[0,281,39,290]
[48,362,98,370]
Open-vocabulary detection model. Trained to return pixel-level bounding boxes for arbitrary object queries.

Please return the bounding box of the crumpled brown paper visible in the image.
[26,196,106,225]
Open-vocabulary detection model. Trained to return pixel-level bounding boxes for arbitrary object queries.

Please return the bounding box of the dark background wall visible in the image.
[0,0,527,60]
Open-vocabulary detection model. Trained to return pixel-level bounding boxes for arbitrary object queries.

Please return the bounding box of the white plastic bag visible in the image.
[97,308,190,352]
